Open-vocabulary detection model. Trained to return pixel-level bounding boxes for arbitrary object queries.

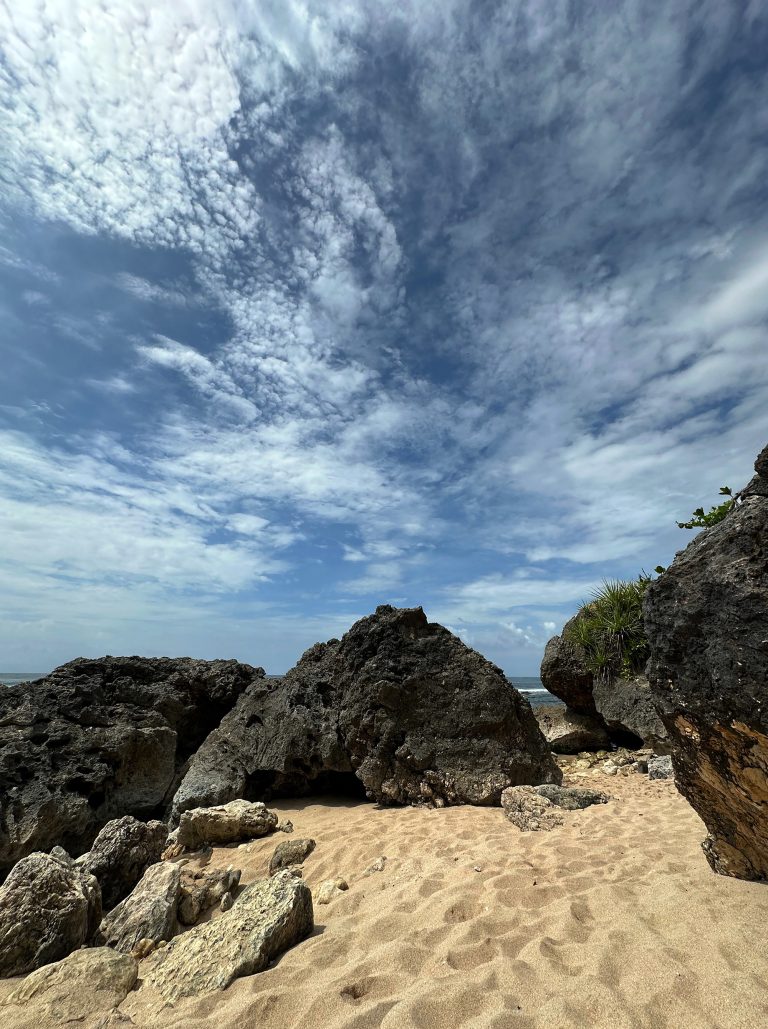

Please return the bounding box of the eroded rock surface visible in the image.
[175,799,278,849]
[645,443,768,880]
[78,816,168,910]
[178,866,241,926]
[98,861,180,953]
[534,706,610,753]
[540,613,596,715]
[502,784,608,831]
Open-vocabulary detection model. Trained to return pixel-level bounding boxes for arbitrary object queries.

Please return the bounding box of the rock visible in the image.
[533,706,610,753]
[220,891,233,912]
[534,785,609,810]
[143,869,313,1000]
[501,786,563,831]
[362,856,387,876]
[176,799,278,849]
[645,444,768,880]
[592,674,668,750]
[178,866,241,926]
[131,938,156,959]
[0,947,137,1028]
[0,851,101,977]
[540,613,596,715]
[173,606,560,816]
[277,819,294,834]
[602,763,618,776]
[0,657,260,878]
[97,861,180,953]
[269,838,316,875]
[78,816,168,910]
[316,878,348,904]
[648,755,674,780]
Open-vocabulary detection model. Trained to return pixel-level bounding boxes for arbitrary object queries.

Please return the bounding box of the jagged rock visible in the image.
[502,786,563,831]
[647,755,674,780]
[269,838,316,875]
[533,706,610,753]
[277,819,295,834]
[78,816,167,910]
[173,606,560,816]
[0,947,137,1028]
[645,444,768,880]
[540,613,596,715]
[534,784,609,810]
[0,657,260,878]
[0,851,101,977]
[143,869,313,1000]
[97,861,180,953]
[316,878,349,904]
[592,674,668,750]
[178,866,241,926]
[176,799,278,849]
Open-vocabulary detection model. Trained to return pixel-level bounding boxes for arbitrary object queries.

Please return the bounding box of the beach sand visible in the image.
[3,769,768,1028]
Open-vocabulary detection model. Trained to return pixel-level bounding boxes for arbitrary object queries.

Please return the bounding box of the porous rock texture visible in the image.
[533,706,610,753]
[502,784,609,831]
[175,799,278,849]
[78,816,168,910]
[0,657,261,878]
[645,443,768,880]
[173,605,560,816]
[178,866,242,926]
[143,869,314,1000]
[0,850,102,977]
[97,861,181,953]
[540,613,596,715]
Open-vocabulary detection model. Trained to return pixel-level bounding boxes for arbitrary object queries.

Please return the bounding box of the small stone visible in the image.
[277,820,294,834]
[362,856,387,876]
[131,938,156,960]
[316,878,349,905]
[648,755,674,780]
[269,838,316,875]
[602,763,618,776]
[473,865,483,872]
[220,891,233,912]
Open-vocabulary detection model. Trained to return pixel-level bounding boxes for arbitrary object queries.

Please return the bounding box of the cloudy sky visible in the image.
[1,1,766,675]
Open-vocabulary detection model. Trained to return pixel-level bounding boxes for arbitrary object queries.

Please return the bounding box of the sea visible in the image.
[1,672,45,686]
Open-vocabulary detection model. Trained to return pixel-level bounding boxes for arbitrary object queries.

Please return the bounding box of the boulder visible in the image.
[540,613,596,715]
[648,755,673,781]
[178,866,241,926]
[143,869,313,1000]
[591,675,668,750]
[269,838,316,875]
[98,862,180,952]
[175,799,278,849]
[533,706,610,753]
[78,816,168,910]
[0,947,137,1028]
[645,444,768,880]
[0,657,260,878]
[502,783,608,831]
[534,784,609,810]
[173,605,560,815]
[0,851,101,977]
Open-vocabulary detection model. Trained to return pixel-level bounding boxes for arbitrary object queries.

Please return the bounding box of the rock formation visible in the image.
[78,816,168,910]
[269,837,316,875]
[540,613,596,715]
[502,784,608,831]
[0,657,261,878]
[645,443,768,880]
[174,799,278,849]
[97,862,181,953]
[173,605,560,816]
[533,707,610,753]
[178,866,241,926]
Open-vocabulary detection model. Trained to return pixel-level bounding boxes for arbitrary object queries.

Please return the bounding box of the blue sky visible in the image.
[1,1,766,675]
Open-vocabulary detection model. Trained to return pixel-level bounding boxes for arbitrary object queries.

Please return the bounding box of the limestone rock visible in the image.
[648,755,674,780]
[178,865,241,925]
[540,613,596,715]
[533,706,610,753]
[316,878,348,904]
[78,816,167,910]
[592,674,668,750]
[143,870,313,1000]
[0,851,101,977]
[269,837,316,875]
[98,861,180,953]
[0,947,137,1028]
[534,784,609,810]
[173,605,560,816]
[0,656,260,877]
[501,786,563,831]
[176,799,278,849]
[645,443,768,880]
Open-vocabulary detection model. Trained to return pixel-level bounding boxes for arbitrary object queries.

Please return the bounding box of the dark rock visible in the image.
[78,816,168,910]
[534,784,609,810]
[97,862,181,953]
[591,675,668,750]
[540,613,596,715]
[0,657,261,879]
[645,443,768,880]
[173,606,560,815]
[269,838,316,875]
[533,706,610,753]
[647,756,673,781]
[0,851,102,977]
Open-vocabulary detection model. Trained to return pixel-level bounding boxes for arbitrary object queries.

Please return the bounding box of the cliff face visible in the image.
[645,444,768,880]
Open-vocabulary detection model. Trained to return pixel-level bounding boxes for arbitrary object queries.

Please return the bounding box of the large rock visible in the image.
[645,444,768,880]
[0,851,102,977]
[0,657,261,878]
[78,816,168,910]
[591,675,668,751]
[175,799,278,849]
[540,613,596,715]
[173,605,560,815]
[98,862,181,953]
[0,947,137,1028]
[533,706,610,753]
[143,869,313,1000]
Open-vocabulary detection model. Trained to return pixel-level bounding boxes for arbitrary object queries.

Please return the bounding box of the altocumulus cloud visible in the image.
[0,0,766,673]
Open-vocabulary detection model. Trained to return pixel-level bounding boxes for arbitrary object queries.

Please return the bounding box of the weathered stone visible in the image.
[645,444,768,880]
[648,755,674,780]
[0,851,101,977]
[78,816,167,910]
[534,784,609,810]
[277,819,294,834]
[176,799,278,849]
[178,866,241,926]
[220,891,233,912]
[143,870,313,1000]
[592,674,668,750]
[0,947,137,1028]
[98,861,180,953]
[540,613,596,715]
[362,856,387,876]
[269,837,316,875]
[533,706,610,753]
[0,657,260,877]
[501,786,563,831]
[316,878,349,904]
[174,606,560,816]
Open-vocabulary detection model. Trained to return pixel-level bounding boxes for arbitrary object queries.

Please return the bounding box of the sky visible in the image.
[1,0,766,676]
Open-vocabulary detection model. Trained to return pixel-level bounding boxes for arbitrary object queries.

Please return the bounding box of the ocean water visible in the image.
[511,676,561,707]
[1,673,45,686]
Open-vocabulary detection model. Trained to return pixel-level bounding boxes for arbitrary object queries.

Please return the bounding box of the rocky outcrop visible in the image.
[98,862,180,953]
[540,613,596,715]
[0,851,102,977]
[533,707,610,753]
[592,675,668,750]
[645,443,768,880]
[143,869,313,1000]
[178,866,241,926]
[502,784,608,831]
[269,838,316,875]
[175,799,278,849]
[78,817,168,910]
[0,657,261,878]
[174,605,560,815]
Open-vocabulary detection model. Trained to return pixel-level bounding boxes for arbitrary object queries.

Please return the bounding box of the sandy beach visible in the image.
[4,768,765,1029]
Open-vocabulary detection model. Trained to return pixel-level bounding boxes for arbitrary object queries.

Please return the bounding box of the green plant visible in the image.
[677,487,734,529]
[566,575,652,684]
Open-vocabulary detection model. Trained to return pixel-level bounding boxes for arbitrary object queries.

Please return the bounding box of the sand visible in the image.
[3,770,768,1028]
